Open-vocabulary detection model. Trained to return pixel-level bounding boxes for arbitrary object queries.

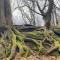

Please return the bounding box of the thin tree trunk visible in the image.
[30,2,35,25]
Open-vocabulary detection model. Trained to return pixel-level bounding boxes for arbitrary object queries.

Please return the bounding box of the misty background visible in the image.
[10,0,60,26]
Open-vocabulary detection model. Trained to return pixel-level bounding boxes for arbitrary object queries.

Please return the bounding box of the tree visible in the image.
[0,0,6,26]
[11,0,60,28]
[22,0,54,28]
[4,0,12,27]
[0,0,12,27]
[17,0,35,25]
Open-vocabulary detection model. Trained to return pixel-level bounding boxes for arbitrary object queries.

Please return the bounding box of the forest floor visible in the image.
[1,26,60,60]
[3,54,60,60]
[14,55,60,60]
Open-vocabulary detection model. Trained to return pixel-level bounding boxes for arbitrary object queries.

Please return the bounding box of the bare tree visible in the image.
[17,0,36,25]
[11,0,60,28]
[22,0,54,28]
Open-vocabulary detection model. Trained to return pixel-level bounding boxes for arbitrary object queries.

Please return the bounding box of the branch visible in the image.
[42,0,47,10]
[13,5,26,12]
[27,5,42,15]
[36,1,45,16]
[23,0,42,15]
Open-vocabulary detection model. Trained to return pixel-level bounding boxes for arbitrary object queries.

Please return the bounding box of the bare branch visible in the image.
[23,0,42,15]
[36,1,45,16]
[42,0,47,10]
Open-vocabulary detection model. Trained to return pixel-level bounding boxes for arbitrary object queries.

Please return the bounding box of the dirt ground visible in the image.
[3,55,60,60]
[14,55,60,60]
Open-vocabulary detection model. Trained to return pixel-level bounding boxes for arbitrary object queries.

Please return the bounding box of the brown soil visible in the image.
[14,56,60,60]
[13,53,60,60]
[3,55,60,60]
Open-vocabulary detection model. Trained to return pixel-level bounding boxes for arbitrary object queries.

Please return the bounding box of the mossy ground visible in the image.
[0,27,60,60]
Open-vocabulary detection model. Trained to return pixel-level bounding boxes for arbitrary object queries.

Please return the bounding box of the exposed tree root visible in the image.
[0,28,60,60]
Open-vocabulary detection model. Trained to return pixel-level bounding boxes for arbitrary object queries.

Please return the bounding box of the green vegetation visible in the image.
[0,28,60,60]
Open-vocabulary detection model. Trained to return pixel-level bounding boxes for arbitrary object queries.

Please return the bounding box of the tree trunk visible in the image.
[0,0,6,27]
[44,14,51,29]
[44,0,54,29]
[4,0,12,27]
[0,0,12,27]
[30,1,35,25]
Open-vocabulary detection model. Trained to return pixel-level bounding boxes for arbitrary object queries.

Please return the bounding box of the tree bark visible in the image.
[44,0,54,29]
[0,0,12,27]
[4,0,12,27]
[44,14,51,29]
[0,0,6,27]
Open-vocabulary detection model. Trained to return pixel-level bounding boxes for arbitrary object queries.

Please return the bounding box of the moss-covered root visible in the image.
[12,28,26,41]
[25,38,45,54]
[16,41,31,57]
[7,30,17,60]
